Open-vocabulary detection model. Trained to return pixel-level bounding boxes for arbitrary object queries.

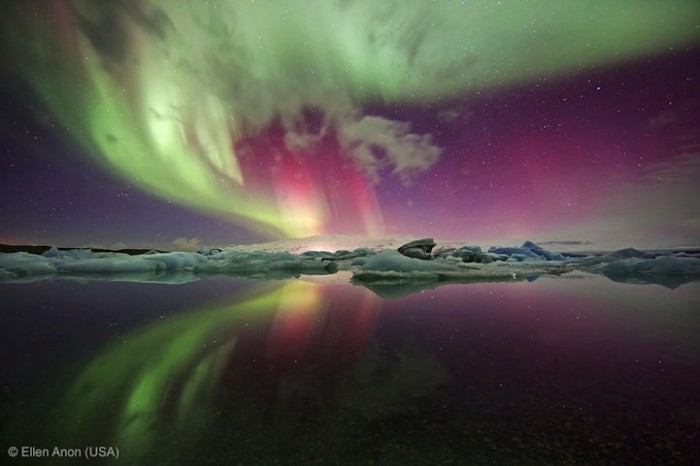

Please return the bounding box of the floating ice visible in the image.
[487,241,566,262]
[488,247,541,261]
[56,257,163,274]
[196,249,339,279]
[594,255,700,288]
[141,252,209,269]
[0,252,57,277]
[1,240,699,293]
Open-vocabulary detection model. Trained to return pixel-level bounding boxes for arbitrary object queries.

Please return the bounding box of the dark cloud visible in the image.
[73,0,171,67]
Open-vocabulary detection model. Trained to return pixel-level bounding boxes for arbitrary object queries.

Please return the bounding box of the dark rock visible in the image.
[323,261,339,273]
[399,238,436,252]
[400,247,432,260]
[453,250,480,262]
[398,238,436,260]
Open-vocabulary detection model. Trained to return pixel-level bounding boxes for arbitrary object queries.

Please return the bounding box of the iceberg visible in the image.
[0,252,57,277]
[1,239,699,294]
[594,255,700,288]
[488,241,566,262]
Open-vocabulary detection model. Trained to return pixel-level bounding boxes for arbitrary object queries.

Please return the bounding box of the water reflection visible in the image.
[1,276,699,464]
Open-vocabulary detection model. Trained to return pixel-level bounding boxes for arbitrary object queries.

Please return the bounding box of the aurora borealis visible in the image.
[2,0,700,249]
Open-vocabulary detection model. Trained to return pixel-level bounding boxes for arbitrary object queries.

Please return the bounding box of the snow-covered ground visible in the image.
[1,238,699,294]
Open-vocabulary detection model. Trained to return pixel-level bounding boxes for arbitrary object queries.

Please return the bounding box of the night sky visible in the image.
[2,1,699,250]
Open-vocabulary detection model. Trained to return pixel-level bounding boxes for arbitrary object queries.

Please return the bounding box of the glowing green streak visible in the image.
[176,338,235,422]
[5,1,700,237]
[57,282,278,458]
[332,0,700,100]
[51,281,320,463]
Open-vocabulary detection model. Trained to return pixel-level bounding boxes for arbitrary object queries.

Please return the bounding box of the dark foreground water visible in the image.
[1,274,699,465]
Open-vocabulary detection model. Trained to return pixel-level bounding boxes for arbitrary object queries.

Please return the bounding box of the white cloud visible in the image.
[338,115,442,185]
[170,237,201,251]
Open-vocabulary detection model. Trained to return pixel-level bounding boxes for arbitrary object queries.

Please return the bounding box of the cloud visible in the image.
[338,115,442,185]
[281,106,331,152]
[639,152,700,184]
[170,237,201,251]
[278,106,443,184]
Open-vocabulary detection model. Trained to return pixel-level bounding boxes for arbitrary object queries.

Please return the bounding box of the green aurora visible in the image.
[4,0,700,237]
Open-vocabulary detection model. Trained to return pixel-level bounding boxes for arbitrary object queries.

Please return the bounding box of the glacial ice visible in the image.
[0,252,57,276]
[593,255,700,288]
[1,241,699,293]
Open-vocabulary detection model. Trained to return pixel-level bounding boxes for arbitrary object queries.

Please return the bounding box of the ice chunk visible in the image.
[489,247,541,261]
[300,248,374,261]
[197,249,338,278]
[41,246,61,258]
[357,250,460,273]
[4,241,699,292]
[351,250,537,286]
[0,252,56,276]
[488,242,565,261]
[56,257,164,274]
[602,248,655,260]
[141,252,208,269]
[521,241,566,261]
[196,247,223,256]
[350,257,369,266]
[595,255,700,288]
[435,245,492,263]
[507,253,535,263]
[41,247,94,259]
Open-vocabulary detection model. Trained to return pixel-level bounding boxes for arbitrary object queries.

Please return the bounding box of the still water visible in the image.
[1,275,699,465]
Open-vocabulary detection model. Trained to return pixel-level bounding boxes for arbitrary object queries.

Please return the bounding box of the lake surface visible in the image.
[1,275,699,465]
